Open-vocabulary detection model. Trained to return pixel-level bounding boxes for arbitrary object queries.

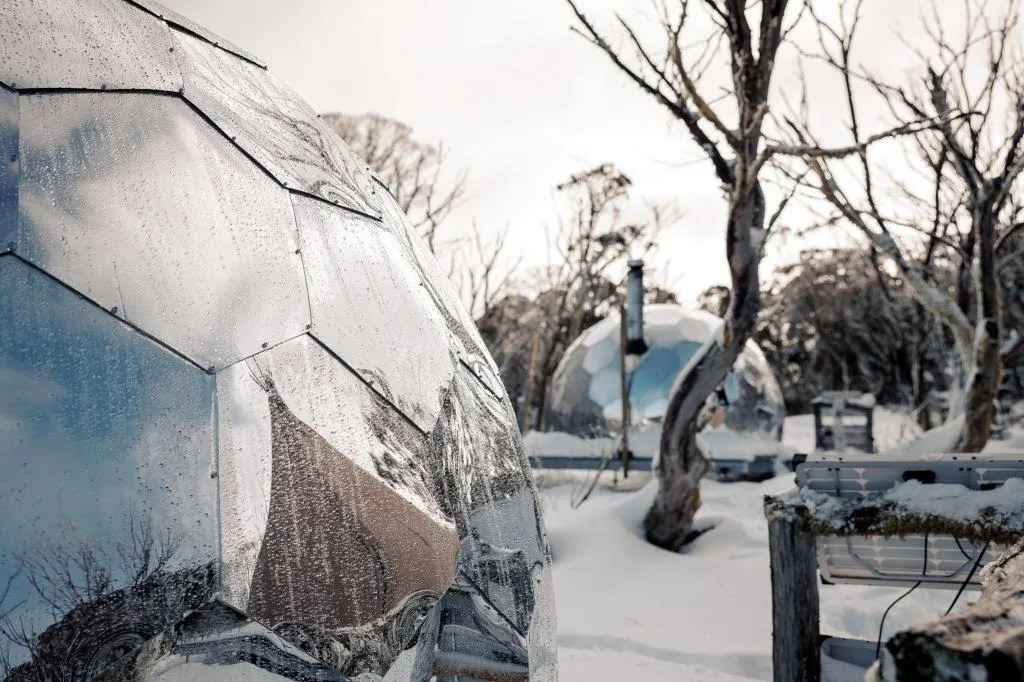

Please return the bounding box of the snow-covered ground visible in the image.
[540,410,1024,681]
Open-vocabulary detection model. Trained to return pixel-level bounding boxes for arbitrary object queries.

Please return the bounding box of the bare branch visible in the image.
[566,0,736,185]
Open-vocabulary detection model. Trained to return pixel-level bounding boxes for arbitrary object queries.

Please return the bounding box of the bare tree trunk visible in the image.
[566,0,803,549]
[645,184,764,549]
[962,198,1003,451]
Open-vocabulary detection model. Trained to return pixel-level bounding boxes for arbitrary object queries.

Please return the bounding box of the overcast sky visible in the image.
[158,0,996,305]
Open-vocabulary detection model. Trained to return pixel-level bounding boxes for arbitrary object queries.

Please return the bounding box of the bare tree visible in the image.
[0,514,186,679]
[697,284,732,318]
[566,0,799,550]
[459,222,522,320]
[784,0,1024,451]
[521,163,669,431]
[324,112,467,252]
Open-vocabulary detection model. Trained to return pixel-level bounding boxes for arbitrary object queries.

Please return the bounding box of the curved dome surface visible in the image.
[0,2,554,680]
[547,304,785,442]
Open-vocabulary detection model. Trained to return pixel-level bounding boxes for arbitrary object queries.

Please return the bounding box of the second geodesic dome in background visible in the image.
[544,304,786,478]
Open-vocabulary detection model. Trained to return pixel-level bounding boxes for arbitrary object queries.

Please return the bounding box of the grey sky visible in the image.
[157,0,983,304]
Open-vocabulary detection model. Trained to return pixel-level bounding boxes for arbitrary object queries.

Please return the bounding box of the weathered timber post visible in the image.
[619,302,631,478]
[768,514,821,682]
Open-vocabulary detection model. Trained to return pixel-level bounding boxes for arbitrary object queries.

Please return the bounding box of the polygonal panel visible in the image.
[376,188,504,392]
[216,335,460,677]
[589,366,620,406]
[18,92,310,370]
[0,256,217,676]
[632,346,684,402]
[581,316,617,347]
[126,0,266,68]
[582,335,617,373]
[174,30,379,217]
[293,194,454,432]
[0,87,16,250]
[215,357,273,611]
[428,363,557,680]
[0,0,182,91]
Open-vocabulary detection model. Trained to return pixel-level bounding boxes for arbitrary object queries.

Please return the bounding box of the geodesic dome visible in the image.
[546,304,785,443]
[0,2,554,679]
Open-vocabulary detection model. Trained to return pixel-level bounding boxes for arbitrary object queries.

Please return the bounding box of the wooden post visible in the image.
[619,303,630,478]
[768,516,821,682]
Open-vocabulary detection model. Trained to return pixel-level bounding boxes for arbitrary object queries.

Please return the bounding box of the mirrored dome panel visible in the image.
[0,0,182,91]
[17,91,311,370]
[175,30,380,218]
[0,256,219,678]
[0,0,555,679]
[0,86,15,250]
[547,304,785,443]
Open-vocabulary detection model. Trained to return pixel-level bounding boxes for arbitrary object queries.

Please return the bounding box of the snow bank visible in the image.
[545,419,1024,681]
[544,474,962,681]
[523,430,619,459]
[886,417,963,456]
[697,428,783,462]
[524,426,782,464]
[885,478,1024,523]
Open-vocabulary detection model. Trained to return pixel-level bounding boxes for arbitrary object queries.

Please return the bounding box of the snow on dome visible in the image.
[546,304,786,447]
[0,1,554,679]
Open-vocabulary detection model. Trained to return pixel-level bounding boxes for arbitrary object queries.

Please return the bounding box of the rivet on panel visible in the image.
[110,305,118,315]
[261,341,269,349]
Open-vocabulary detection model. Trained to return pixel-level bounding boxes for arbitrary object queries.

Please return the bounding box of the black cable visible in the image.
[953,536,973,561]
[875,533,929,659]
[944,541,990,616]
[875,581,922,659]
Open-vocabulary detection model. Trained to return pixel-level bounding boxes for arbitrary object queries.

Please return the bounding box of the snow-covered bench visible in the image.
[763,453,1024,681]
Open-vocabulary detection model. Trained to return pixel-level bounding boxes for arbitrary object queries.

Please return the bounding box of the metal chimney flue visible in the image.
[625,259,648,356]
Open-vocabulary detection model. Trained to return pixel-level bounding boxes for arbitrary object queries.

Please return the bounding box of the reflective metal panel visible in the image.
[0,87,16,250]
[18,92,310,370]
[376,187,503,393]
[215,358,274,612]
[174,30,379,218]
[0,256,217,678]
[0,0,182,91]
[547,304,786,445]
[126,0,267,68]
[216,334,460,678]
[293,194,454,432]
[421,363,558,680]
